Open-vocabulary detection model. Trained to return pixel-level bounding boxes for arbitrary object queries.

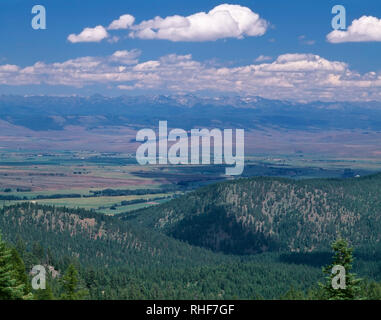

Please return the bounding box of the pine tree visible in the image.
[0,232,25,300]
[60,263,88,300]
[9,248,31,295]
[361,280,381,300]
[320,238,363,300]
[33,281,55,300]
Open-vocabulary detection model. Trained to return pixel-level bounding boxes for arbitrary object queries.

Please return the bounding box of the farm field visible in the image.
[0,149,380,215]
[16,193,174,215]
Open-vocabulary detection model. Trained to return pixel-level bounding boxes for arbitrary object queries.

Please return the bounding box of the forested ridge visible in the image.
[1,173,381,299]
[0,203,231,269]
[128,173,381,254]
[0,203,324,299]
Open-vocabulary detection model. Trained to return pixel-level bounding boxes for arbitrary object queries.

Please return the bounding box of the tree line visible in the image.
[1,232,381,300]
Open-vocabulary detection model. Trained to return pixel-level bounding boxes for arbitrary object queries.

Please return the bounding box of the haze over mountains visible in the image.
[1,94,381,157]
[1,94,381,132]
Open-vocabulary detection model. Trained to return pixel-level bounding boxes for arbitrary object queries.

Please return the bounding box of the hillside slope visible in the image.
[0,203,230,268]
[126,174,381,254]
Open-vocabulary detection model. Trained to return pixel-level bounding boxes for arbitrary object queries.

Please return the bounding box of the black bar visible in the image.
[1,300,380,318]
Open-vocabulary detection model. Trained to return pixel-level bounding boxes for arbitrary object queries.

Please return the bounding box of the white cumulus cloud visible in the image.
[68,4,268,43]
[68,25,109,43]
[128,4,268,41]
[109,50,141,65]
[2,51,381,101]
[0,64,19,72]
[108,14,135,30]
[255,55,272,62]
[327,16,381,43]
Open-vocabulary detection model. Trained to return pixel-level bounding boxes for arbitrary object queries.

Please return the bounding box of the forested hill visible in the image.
[1,176,381,299]
[126,173,381,255]
[0,203,229,269]
[0,203,326,299]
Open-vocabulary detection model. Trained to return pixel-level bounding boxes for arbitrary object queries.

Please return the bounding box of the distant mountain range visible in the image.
[1,94,381,132]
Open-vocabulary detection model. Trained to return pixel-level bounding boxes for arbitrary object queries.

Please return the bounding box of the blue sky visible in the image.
[1,0,381,101]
